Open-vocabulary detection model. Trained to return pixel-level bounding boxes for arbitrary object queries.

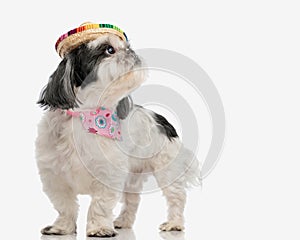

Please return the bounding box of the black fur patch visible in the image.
[116,96,133,120]
[37,42,117,110]
[66,42,112,88]
[37,58,78,110]
[153,113,178,141]
[77,43,112,88]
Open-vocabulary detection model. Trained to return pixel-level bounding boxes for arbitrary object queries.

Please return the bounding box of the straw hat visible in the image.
[55,22,128,58]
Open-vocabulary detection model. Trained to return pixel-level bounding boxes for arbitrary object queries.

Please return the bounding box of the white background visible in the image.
[0,0,299,239]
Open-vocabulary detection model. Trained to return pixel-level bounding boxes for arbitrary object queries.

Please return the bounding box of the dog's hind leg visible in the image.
[114,175,145,229]
[154,175,186,231]
[40,172,78,235]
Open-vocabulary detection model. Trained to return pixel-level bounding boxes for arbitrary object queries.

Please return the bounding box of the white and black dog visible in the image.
[36,33,201,237]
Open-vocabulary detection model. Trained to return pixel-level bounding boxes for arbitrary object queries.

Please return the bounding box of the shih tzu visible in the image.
[36,23,201,237]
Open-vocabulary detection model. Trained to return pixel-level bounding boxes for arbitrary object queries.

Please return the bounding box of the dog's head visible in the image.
[38,33,145,119]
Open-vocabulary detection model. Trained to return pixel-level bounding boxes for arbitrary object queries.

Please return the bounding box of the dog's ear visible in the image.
[116,96,133,120]
[37,57,78,110]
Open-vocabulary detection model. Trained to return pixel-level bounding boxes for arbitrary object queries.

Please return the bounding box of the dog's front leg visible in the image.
[40,172,78,235]
[86,184,120,237]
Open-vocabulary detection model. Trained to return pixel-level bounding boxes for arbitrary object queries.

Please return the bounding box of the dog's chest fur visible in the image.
[36,111,83,193]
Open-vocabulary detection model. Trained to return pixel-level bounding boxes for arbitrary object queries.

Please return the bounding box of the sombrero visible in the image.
[55,22,128,58]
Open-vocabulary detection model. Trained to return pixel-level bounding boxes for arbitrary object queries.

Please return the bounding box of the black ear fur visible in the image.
[37,57,78,110]
[116,96,133,120]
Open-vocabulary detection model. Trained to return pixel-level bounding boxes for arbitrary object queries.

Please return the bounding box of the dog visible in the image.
[36,23,201,237]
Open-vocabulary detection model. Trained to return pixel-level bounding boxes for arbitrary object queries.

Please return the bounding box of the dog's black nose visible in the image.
[127,49,140,63]
[134,56,142,65]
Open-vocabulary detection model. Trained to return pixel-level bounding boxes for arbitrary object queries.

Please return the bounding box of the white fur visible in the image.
[36,34,201,237]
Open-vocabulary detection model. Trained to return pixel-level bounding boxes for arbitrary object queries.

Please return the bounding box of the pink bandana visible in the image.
[66,107,122,140]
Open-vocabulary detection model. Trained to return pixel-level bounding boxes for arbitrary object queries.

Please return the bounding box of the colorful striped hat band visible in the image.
[55,22,128,58]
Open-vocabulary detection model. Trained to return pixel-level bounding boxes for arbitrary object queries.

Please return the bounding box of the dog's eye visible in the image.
[106,45,115,55]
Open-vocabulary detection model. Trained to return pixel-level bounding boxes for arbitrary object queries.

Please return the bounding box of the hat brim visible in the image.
[56,24,128,58]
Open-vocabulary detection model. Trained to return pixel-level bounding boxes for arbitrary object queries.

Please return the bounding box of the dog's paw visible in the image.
[113,218,133,229]
[87,227,118,238]
[41,225,76,235]
[159,222,185,231]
